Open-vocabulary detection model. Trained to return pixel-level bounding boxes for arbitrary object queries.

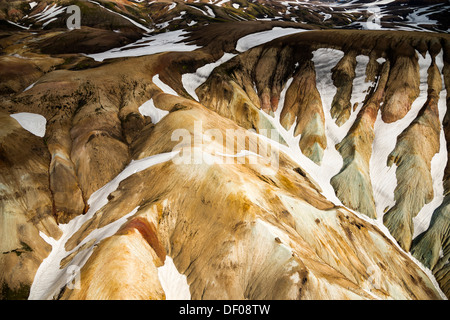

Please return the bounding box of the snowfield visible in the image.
[253,47,447,300]
[236,27,308,52]
[182,52,237,101]
[412,50,447,238]
[138,98,169,124]
[10,112,46,137]
[86,30,200,62]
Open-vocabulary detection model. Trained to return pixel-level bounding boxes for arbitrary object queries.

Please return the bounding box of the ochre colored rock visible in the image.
[1,26,449,300]
[384,61,442,252]
[330,51,357,126]
[381,54,420,123]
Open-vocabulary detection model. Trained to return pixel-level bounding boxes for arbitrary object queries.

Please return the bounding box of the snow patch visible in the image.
[182,52,236,101]
[22,81,37,92]
[28,151,180,300]
[187,4,214,17]
[32,4,65,23]
[157,256,191,300]
[413,50,447,237]
[7,20,30,30]
[42,17,58,28]
[138,98,169,124]
[321,13,332,21]
[215,0,230,6]
[406,6,439,26]
[310,48,347,203]
[10,112,46,137]
[167,3,177,11]
[205,6,215,17]
[235,27,308,52]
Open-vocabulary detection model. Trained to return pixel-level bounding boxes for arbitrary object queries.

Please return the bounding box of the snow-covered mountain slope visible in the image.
[0,0,449,301]
[1,0,448,34]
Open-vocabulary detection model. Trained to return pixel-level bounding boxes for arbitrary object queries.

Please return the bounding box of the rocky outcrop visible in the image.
[60,217,167,300]
[0,52,64,96]
[193,30,450,296]
[69,91,131,201]
[0,53,164,296]
[329,51,357,127]
[411,43,450,298]
[0,112,60,299]
[280,59,326,164]
[51,98,442,300]
[47,121,86,224]
[330,60,390,219]
[196,45,327,164]
[196,69,262,132]
[383,56,442,252]
[381,52,420,123]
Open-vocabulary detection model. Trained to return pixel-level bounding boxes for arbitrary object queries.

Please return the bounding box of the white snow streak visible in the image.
[87,0,153,33]
[138,98,169,124]
[29,151,180,300]
[254,48,347,206]
[153,74,179,96]
[370,51,432,226]
[413,50,447,237]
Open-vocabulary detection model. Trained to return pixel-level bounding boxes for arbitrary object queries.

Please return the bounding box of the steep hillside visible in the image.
[0,0,449,300]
